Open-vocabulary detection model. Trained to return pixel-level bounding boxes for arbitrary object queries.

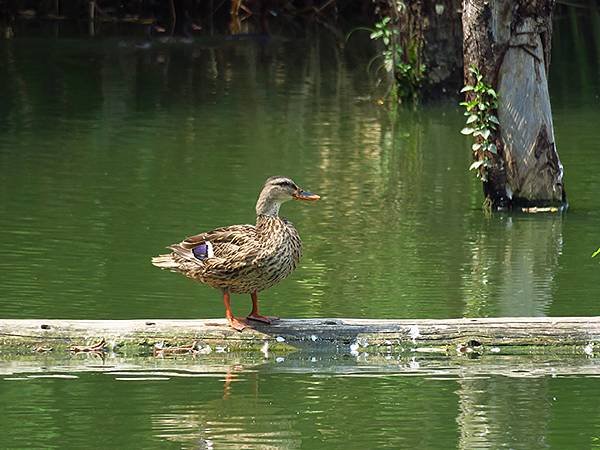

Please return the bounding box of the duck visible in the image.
[152,176,320,331]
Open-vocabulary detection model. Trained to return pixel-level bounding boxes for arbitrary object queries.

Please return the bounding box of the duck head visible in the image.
[256,176,320,216]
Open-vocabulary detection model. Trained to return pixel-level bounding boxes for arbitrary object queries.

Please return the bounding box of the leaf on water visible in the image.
[469,160,484,171]
[461,127,475,135]
[593,248,600,258]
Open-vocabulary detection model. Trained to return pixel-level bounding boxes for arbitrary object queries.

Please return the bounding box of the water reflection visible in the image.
[461,214,563,317]
[2,353,600,449]
[2,21,599,322]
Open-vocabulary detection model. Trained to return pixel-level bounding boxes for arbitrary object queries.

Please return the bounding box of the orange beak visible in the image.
[293,190,320,201]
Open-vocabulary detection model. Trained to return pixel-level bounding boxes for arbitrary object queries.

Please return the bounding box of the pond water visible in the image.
[1,11,599,449]
[4,361,600,449]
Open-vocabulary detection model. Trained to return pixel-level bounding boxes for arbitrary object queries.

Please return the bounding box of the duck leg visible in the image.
[223,291,246,331]
[246,291,279,324]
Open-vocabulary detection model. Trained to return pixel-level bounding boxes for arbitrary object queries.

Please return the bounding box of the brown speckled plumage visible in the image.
[151,176,319,330]
[157,215,302,294]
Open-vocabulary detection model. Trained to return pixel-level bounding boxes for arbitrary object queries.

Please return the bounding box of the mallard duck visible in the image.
[152,176,320,331]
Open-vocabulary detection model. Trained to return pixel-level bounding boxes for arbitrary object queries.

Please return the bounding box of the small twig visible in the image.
[69,338,107,353]
[32,346,53,353]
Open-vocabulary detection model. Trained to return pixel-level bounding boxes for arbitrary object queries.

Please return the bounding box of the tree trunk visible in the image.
[462,0,566,209]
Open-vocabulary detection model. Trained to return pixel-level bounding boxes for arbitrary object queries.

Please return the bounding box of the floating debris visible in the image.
[310,335,318,342]
[584,343,594,356]
[276,357,285,363]
[276,336,286,343]
[70,338,107,353]
[521,206,559,213]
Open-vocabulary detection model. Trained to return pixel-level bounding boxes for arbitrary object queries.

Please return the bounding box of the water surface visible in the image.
[0,13,599,449]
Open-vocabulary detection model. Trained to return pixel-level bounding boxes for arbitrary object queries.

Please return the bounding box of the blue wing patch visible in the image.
[192,241,214,260]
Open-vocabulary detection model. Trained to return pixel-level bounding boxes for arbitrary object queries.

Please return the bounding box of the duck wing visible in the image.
[168,224,257,264]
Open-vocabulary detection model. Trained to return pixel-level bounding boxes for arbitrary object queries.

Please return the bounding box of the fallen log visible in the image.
[0,317,599,357]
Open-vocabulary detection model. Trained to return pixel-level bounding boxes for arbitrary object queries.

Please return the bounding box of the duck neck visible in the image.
[255,194,281,217]
[256,213,283,231]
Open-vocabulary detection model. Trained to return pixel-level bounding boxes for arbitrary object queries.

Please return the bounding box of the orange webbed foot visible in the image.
[227,316,247,332]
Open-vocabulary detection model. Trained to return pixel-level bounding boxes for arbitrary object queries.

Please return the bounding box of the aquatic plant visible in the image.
[348,3,426,103]
[460,66,499,181]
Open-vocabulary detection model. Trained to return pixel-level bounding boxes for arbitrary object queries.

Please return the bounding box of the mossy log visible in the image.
[1,317,599,357]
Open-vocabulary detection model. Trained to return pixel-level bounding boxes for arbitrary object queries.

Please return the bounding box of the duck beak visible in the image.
[293,190,320,201]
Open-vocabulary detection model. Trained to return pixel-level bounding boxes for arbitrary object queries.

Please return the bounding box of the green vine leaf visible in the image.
[459,66,499,181]
[469,160,485,171]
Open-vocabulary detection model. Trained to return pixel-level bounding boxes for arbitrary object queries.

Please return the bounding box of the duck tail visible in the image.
[151,254,181,270]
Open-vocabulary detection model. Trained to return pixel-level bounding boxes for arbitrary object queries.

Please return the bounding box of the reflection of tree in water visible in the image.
[456,377,551,450]
[461,215,563,317]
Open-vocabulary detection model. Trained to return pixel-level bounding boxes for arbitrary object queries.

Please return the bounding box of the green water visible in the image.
[1,14,600,449]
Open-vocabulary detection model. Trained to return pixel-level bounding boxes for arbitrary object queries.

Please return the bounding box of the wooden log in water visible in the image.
[0,317,599,357]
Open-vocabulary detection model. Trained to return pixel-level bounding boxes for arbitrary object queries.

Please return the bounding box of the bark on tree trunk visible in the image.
[462,0,566,209]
